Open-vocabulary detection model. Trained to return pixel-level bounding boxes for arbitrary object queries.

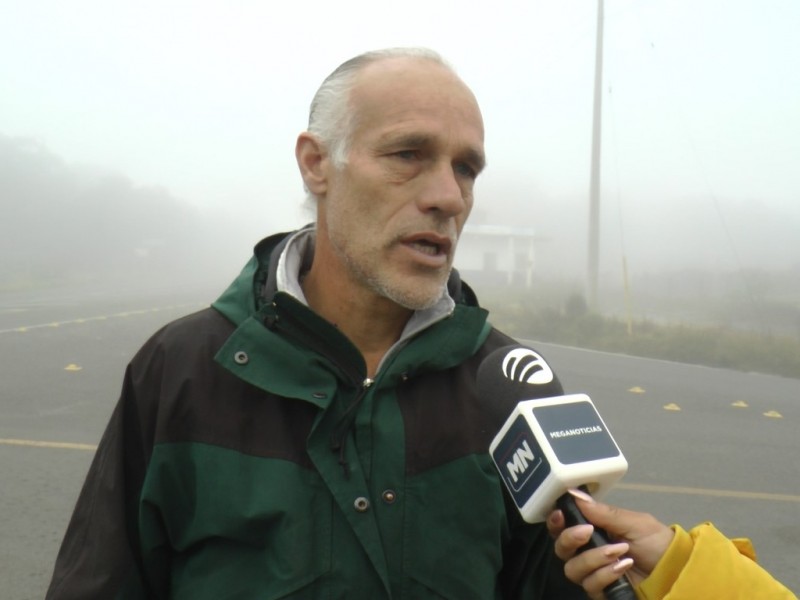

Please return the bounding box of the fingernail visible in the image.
[571,524,594,540]
[568,488,595,503]
[612,557,634,573]
[603,542,630,558]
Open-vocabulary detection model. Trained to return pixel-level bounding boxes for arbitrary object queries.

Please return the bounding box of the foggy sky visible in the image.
[2,0,799,278]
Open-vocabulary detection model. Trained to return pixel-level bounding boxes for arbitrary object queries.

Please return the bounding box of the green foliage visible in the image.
[481,290,800,380]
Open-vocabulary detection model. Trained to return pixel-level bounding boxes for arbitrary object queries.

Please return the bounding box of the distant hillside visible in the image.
[0,135,238,289]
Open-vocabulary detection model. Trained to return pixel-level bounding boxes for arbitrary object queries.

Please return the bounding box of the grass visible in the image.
[480,290,800,380]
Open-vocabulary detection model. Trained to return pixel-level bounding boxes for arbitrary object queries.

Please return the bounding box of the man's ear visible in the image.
[296,132,330,197]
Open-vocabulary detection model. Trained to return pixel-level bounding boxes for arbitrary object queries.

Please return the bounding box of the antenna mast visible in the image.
[587,0,604,309]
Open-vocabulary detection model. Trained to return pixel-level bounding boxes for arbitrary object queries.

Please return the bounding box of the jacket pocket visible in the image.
[403,457,505,600]
[140,443,332,600]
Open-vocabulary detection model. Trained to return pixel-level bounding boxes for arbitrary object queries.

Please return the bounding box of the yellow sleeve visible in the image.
[636,522,797,600]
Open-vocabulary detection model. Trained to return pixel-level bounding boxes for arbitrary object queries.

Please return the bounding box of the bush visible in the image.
[481,290,800,380]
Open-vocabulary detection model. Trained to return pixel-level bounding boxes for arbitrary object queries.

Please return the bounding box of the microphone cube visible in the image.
[489,393,628,523]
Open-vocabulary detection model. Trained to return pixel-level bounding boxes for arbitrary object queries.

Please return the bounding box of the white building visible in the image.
[455,224,538,287]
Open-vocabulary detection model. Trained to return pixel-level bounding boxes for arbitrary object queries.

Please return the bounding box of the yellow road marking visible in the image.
[616,482,800,503]
[0,438,97,451]
[0,303,203,335]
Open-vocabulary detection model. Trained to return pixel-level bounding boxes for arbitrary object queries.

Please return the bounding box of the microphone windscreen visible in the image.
[477,345,563,408]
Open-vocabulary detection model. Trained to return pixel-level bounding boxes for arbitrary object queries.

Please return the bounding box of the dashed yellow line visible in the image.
[0,438,97,451]
[616,482,800,503]
[0,303,203,335]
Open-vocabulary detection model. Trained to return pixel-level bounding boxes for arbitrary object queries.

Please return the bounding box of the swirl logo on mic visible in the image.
[501,348,554,385]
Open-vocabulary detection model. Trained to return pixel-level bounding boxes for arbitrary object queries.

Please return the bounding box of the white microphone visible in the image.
[479,345,636,600]
[489,391,627,523]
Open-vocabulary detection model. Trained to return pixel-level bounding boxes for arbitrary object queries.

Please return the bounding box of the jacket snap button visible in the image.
[233,351,249,365]
[381,490,397,504]
[354,497,370,512]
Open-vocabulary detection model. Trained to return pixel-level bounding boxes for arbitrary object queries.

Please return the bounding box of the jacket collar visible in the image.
[211,228,491,398]
[213,226,480,329]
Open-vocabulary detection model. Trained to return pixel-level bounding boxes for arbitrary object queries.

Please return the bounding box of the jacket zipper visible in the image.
[265,300,374,478]
[329,377,374,478]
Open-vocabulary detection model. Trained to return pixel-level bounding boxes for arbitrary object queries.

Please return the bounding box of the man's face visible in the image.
[319,58,485,310]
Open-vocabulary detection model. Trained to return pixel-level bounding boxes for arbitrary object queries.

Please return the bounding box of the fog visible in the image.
[3,132,798,335]
[2,0,799,335]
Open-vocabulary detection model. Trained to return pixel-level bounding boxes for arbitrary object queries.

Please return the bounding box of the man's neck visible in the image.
[301,267,412,378]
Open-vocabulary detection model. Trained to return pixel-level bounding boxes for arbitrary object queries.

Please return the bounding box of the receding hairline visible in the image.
[304,48,482,182]
[308,49,458,127]
[322,47,454,87]
[348,57,484,147]
[350,53,471,96]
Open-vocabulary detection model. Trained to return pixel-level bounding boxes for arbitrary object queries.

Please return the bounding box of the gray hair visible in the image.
[307,47,452,169]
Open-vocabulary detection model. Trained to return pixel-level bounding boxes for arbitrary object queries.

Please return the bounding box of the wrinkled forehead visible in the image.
[349,57,485,147]
[352,57,482,114]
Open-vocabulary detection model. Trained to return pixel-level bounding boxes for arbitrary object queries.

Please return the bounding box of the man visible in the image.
[47,48,795,600]
[46,48,583,599]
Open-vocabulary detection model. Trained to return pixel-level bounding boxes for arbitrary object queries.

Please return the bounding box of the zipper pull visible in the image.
[331,377,374,479]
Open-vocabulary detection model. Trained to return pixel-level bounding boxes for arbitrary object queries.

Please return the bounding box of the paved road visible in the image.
[1,284,216,600]
[2,286,798,597]
[529,340,800,594]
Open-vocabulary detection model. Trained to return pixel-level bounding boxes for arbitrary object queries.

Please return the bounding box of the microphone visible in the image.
[479,345,636,600]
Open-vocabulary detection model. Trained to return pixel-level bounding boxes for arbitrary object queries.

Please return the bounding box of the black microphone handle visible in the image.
[556,490,637,600]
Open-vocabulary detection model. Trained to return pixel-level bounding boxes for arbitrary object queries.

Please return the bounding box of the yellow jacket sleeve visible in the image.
[636,522,797,599]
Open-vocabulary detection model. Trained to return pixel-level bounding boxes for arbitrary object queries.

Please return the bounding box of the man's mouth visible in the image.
[403,233,453,259]
[409,240,443,256]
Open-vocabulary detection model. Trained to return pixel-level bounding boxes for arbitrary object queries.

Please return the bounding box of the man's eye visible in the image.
[454,162,477,180]
[393,150,418,160]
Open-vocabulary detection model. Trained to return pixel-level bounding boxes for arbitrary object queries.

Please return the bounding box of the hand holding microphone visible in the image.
[479,345,639,600]
[548,489,675,597]
[480,344,791,600]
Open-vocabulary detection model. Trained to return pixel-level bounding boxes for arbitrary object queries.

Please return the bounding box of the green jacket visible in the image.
[47,231,582,599]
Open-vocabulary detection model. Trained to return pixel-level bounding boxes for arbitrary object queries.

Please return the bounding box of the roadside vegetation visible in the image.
[480,288,800,380]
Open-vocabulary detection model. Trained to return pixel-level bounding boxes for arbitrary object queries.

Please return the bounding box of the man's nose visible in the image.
[415,160,469,216]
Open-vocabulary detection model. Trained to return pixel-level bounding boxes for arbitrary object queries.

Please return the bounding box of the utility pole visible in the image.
[587,0,604,309]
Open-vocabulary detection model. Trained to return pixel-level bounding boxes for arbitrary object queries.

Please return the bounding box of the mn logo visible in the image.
[505,437,543,492]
